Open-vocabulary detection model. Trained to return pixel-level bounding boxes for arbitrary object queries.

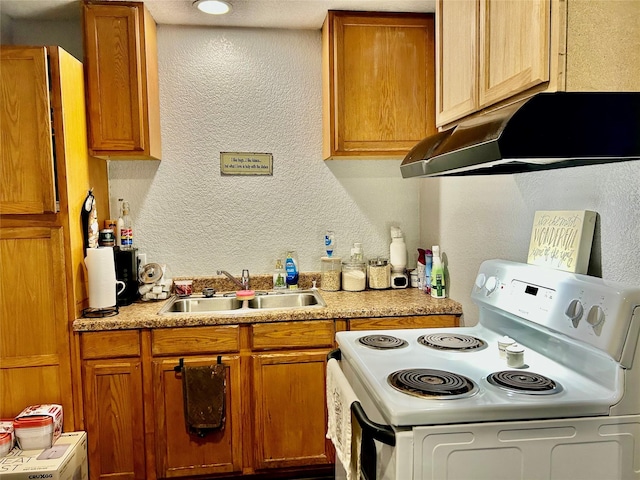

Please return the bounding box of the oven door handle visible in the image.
[326,348,396,447]
[351,401,396,447]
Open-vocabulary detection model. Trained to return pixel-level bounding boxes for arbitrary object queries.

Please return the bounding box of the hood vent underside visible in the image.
[400,92,640,178]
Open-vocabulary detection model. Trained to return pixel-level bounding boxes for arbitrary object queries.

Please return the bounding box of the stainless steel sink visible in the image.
[159,296,242,313]
[159,289,326,315]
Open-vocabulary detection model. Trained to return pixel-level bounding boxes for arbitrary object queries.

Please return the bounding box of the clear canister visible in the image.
[342,261,366,291]
[321,256,342,291]
[368,257,390,289]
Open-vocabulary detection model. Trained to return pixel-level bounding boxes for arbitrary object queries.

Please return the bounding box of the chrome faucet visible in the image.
[217,269,250,290]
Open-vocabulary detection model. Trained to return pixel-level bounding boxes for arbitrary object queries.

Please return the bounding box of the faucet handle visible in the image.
[241,269,250,289]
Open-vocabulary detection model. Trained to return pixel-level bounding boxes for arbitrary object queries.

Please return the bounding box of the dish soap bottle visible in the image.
[285,251,299,289]
[430,245,446,298]
[273,259,287,290]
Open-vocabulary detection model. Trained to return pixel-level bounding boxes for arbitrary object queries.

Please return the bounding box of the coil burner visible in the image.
[418,333,487,351]
[357,334,408,350]
[388,369,478,399]
[487,370,562,395]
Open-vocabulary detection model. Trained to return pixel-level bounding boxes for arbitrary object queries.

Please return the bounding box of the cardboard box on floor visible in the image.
[0,432,87,480]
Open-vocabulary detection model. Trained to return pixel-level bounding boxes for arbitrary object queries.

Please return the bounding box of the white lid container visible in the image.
[0,432,12,457]
[14,415,54,450]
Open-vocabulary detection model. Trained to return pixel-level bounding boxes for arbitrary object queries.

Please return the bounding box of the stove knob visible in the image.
[586,305,605,336]
[565,299,584,328]
[485,276,499,295]
[475,273,486,289]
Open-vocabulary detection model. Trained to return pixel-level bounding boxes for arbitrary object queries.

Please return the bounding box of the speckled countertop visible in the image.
[73,273,462,332]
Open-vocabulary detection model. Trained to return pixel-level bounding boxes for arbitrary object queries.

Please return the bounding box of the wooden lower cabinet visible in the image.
[81,330,145,480]
[79,315,458,479]
[83,358,146,480]
[152,356,242,478]
[252,350,332,470]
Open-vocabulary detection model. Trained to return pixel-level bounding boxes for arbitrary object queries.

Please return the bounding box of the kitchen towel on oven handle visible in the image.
[326,349,396,480]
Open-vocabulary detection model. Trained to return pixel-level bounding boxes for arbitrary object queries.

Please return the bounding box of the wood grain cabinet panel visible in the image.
[83,0,161,160]
[349,315,460,330]
[82,358,146,480]
[0,47,56,215]
[323,11,436,159]
[0,227,72,418]
[436,0,550,127]
[152,326,240,356]
[251,320,334,350]
[152,356,243,478]
[252,350,332,470]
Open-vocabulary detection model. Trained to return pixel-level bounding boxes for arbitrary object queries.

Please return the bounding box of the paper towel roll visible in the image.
[85,247,123,309]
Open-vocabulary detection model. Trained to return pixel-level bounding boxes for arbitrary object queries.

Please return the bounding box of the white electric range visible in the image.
[332,259,640,480]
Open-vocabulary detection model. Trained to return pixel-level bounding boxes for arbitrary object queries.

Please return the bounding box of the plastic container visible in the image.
[368,258,390,289]
[0,432,12,457]
[174,280,193,297]
[430,246,446,298]
[389,227,407,273]
[14,415,54,450]
[342,261,366,291]
[321,256,342,291]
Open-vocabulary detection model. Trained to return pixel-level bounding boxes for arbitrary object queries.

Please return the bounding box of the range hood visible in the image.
[400,92,640,178]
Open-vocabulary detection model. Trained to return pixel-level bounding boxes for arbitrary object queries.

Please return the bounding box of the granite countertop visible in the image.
[73,273,463,332]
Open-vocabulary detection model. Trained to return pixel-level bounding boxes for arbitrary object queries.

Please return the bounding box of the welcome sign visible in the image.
[527,210,597,274]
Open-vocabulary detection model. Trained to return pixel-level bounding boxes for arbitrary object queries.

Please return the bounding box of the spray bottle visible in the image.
[430,245,446,298]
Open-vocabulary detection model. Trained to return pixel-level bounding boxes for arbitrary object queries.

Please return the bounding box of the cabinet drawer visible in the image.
[152,325,240,355]
[81,330,141,359]
[349,315,460,331]
[251,321,334,350]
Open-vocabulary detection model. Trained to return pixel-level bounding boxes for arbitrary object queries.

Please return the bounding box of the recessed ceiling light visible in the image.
[193,0,231,15]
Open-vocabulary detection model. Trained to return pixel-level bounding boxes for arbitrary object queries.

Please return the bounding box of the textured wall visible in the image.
[107,26,421,278]
[420,161,640,325]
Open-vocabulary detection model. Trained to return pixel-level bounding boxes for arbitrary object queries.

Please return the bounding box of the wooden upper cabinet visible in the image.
[435,0,478,126]
[436,0,551,127]
[83,1,161,160]
[323,11,436,159]
[0,47,57,214]
[479,0,550,107]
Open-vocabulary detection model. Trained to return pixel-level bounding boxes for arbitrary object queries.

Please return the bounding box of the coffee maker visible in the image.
[114,247,139,306]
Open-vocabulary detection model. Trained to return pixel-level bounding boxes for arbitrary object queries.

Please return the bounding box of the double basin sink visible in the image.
[159,289,326,315]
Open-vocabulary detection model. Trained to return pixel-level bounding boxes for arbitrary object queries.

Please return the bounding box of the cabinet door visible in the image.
[323,12,436,158]
[83,2,161,160]
[82,358,146,480]
[479,0,550,107]
[0,227,73,419]
[436,0,478,126]
[252,350,332,470]
[0,47,57,214]
[153,356,242,478]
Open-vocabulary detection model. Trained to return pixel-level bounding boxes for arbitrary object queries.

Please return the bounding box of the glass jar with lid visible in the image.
[321,256,342,291]
[342,261,366,291]
[368,257,390,289]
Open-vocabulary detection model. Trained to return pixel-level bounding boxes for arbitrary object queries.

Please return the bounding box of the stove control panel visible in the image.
[473,259,640,361]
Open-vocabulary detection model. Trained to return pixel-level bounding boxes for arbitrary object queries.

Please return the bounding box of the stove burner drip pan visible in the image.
[357,334,408,349]
[388,369,478,399]
[418,333,487,351]
[487,370,562,395]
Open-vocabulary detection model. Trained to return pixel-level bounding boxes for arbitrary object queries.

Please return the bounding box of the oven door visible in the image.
[329,349,412,480]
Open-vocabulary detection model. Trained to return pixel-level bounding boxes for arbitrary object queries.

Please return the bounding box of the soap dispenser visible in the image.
[273,259,286,290]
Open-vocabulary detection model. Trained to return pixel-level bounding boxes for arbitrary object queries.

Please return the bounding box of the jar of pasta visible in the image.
[321,256,342,291]
[368,258,390,289]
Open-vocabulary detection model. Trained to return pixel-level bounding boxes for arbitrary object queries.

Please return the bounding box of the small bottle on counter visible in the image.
[273,259,287,290]
[285,251,299,289]
[119,199,133,250]
[430,246,446,298]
